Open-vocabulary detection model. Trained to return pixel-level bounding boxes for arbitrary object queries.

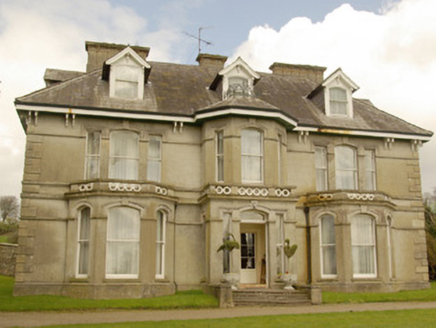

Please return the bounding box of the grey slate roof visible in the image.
[16,61,433,138]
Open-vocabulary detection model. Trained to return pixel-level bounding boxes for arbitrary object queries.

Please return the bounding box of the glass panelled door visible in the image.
[240,232,257,284]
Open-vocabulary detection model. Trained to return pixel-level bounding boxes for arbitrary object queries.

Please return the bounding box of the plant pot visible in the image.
[221,273,240,290]
[282,273,297,290]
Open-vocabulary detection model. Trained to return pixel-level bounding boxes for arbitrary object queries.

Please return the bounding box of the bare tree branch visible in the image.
[0,196,19,221]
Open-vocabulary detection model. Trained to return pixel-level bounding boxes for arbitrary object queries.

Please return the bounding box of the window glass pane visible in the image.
[149,136,161,159]
[85,132,100,179]
[335,146,357,189]
[320,215,337,276]
[156,211,165,277]
[241,233,256,269]
[330,88,348,116]
[115,80,138,99]
[77,207,91,276]
[107,207,140,240]
[241,129,263,182]
[241,130,262,155]
[87,132,100,155]
[117,65,141,81]
[365,150,376,190]
[216,131,224,182]
[351,215,376,276]
[315,147,328,191]
[110,131,139,180]
[147,136,161,182]
[106,207,140,277]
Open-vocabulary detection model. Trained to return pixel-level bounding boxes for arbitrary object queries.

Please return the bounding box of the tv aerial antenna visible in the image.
[183,26,213,54]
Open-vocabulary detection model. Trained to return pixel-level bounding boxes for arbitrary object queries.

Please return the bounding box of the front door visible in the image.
[240,223,266,285]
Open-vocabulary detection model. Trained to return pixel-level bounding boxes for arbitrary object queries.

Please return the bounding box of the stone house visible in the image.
[14,41,432,299]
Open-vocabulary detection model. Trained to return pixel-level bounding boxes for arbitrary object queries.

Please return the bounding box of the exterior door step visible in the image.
[232,288,311,307]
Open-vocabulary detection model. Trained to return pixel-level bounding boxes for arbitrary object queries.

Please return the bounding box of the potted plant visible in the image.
[282,239,298,289]
[217,233,240,289]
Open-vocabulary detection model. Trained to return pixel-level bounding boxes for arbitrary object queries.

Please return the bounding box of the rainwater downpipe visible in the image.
[304,206,312,284]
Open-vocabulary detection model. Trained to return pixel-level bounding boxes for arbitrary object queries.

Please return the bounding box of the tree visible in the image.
[425,204,436,280]
[0,196,19,222]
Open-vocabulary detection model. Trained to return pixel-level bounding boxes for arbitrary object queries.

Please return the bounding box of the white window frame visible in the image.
[335,146,358,190]
[320,215,337,278]
[147,135,162,182]
[241,129,264,183]
[109,56,145,100]
[216,131,224,182]
[315,146,328,191]
[365,150,377,191]
[85,131,101,179]
[76,207,91,278]
[325,86,353,118]
[351,215,377,279]
[155,211,166,279]
[109,131,139,180]
[106,207,140,279]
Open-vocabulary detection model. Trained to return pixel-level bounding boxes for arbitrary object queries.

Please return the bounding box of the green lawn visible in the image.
[323,282,436,304]
[32,309,436,328]
[2,275,436,313]
[0,276,218,312]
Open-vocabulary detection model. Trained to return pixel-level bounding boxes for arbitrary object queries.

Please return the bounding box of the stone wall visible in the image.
[0,243,17,276]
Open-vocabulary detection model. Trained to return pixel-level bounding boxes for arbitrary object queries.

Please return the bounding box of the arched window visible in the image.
[329,87,348,116]
[109,131,139,180]
[241,129,263,183]
[106,207,140,278]
[77,207,91,278]
[351,214,377,278]
[335,146,357,190]
[156,211,166,279]
[320,215,337,278]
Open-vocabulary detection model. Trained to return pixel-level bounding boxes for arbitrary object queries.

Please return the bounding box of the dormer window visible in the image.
[227,77,249,98]
[113,64,141,99]
[104,46,151,101]
[321,68,359,118]
[215,57,260,100]
[329,87,348,116]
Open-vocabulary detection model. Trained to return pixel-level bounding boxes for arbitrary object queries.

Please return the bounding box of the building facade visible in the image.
[14,41,432,299]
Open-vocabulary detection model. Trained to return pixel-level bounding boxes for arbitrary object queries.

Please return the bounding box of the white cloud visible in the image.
[233,0,436,193]
[0,0,185,198]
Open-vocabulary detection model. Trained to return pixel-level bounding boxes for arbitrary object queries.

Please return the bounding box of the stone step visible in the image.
[232,288,311,307]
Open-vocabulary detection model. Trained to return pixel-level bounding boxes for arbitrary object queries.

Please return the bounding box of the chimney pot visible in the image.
[196,53,228,69]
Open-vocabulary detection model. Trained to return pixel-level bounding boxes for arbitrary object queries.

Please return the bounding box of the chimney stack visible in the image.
[196,53,228,69]
[269,62,326,85]
[85,41,150,72]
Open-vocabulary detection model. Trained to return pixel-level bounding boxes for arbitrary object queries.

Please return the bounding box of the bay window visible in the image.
[315,146,328,191]
[147,135,162,182]
[109,131,139,180]
[155,211,166,279]
[106,207,140,278]
[351,215,377,278]
[241,129,263,183]
[320,215,337,278]
[85,131,100,179]
[335,146,357,190]
[76,207,91,278]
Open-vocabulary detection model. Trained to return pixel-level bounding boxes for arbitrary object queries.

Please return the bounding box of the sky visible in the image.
[1,0,436,199]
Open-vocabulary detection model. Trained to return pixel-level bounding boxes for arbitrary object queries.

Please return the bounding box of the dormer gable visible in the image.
[210,57,260,100]
[321,68,359,118]
[102,46,151,100]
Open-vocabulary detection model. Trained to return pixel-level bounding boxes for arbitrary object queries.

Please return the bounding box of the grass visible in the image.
[29,309,436,328]
[323,282,436,304]
[1,274,436,313]
[0,276,218,312]
[0,235,9,243]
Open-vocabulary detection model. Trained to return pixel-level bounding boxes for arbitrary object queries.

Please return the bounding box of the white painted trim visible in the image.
[105,46,150,69]
[294,126,431,141]
[17,104,431,141]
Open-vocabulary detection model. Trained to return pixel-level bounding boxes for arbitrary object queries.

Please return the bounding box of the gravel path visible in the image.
[1,302,436,328]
